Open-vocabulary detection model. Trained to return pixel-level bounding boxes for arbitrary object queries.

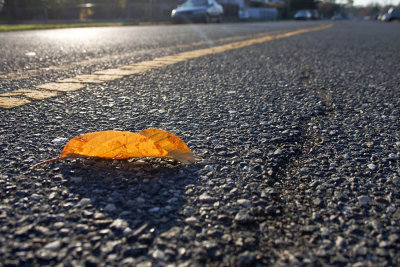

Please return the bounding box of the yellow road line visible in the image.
[0,89,58,100]
[58,74,124,84]
[35,82,86,92]
[0,29,284,81]
[0,97,31,109]
[0,24,333,109]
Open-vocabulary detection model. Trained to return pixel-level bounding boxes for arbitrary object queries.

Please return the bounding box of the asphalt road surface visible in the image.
[1,21,399,266]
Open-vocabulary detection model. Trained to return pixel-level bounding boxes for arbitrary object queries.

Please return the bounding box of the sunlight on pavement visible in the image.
[0,24,332,109]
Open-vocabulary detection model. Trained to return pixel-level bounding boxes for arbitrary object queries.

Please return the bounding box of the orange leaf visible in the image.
[60,130,168,160]
[138,128,195,164]
[30,129,195,170]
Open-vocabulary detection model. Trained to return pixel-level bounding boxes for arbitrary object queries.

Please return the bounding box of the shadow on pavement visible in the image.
[59,158,199,262]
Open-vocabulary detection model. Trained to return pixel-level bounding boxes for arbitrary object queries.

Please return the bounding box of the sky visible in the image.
[351,0,399,6]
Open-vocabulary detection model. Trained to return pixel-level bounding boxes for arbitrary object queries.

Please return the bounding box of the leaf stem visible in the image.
[29,157,61,170]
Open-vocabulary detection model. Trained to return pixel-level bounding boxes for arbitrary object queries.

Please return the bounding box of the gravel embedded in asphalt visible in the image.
[1,21,400,266]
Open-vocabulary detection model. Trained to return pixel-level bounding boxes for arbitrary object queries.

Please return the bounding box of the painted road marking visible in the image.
[58,74,124,83]
[0,89,58,100]
[92,68,147,76]
[0,29,284,81]
[0,24,333,109]
[35,82,86,92]
[0,97,31,109]
[130,60,173,68]
[119,65,156,71]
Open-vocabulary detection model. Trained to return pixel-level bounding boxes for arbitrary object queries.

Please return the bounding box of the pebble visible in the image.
[160,226,181,239]
[76,224,89,233]
[203,165,214,172]
[152,249,165,260]
[123,227,133,236]
[104,203,117,213]
[343,153,351,160]
[30,193,41,201]
[77,198,91,207]
[234,211,254,224]
[358,196,372,205]
[367,163,376,171]
[25,52,36,57]
[237,199,252,208]
[36,249,57,260]
[110,219,128,230]
[273,148,283,155]
[336,236,346,248]
[299,167,309,175]
[148,207,160,213]
[35,226,50,235]
[121,257,135,266]
[185,216,198,225]
[54,222,64,229]
[136,261,152,267]
[313,198,322,206]
[44,240,62,251]
[386,206,396,213]
[353,244,368,256]
[52,137,68,144]
[48,192,56,200]
[199,192,215,203]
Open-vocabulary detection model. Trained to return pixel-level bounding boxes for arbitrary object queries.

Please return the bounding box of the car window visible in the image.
[182,0,208,7]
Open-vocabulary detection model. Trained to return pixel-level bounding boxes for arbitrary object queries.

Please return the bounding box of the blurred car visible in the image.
[385,7,400,21]
[171,0,224,23]
[378,13,389,21]
[294,10,312,20]
[310,9,319,20]
[331,13,344,20]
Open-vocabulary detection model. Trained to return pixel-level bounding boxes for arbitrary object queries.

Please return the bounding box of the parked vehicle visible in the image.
[378,13,389,21]
[171,0,224,23]
[310,9,319,20]
[331,13,344,20]
[385,7,400,21]
[294,10,311,20]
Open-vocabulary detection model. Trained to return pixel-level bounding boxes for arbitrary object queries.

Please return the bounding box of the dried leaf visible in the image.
[60,130,168,160]
[138,128,195,164]
[30,129,195,169]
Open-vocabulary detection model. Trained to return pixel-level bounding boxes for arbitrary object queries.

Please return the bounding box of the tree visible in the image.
[347,0,354,7]
[318,1,341,18]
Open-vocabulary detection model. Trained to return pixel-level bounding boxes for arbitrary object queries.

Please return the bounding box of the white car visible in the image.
[294,10,312,20]
[171,0,224,23]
